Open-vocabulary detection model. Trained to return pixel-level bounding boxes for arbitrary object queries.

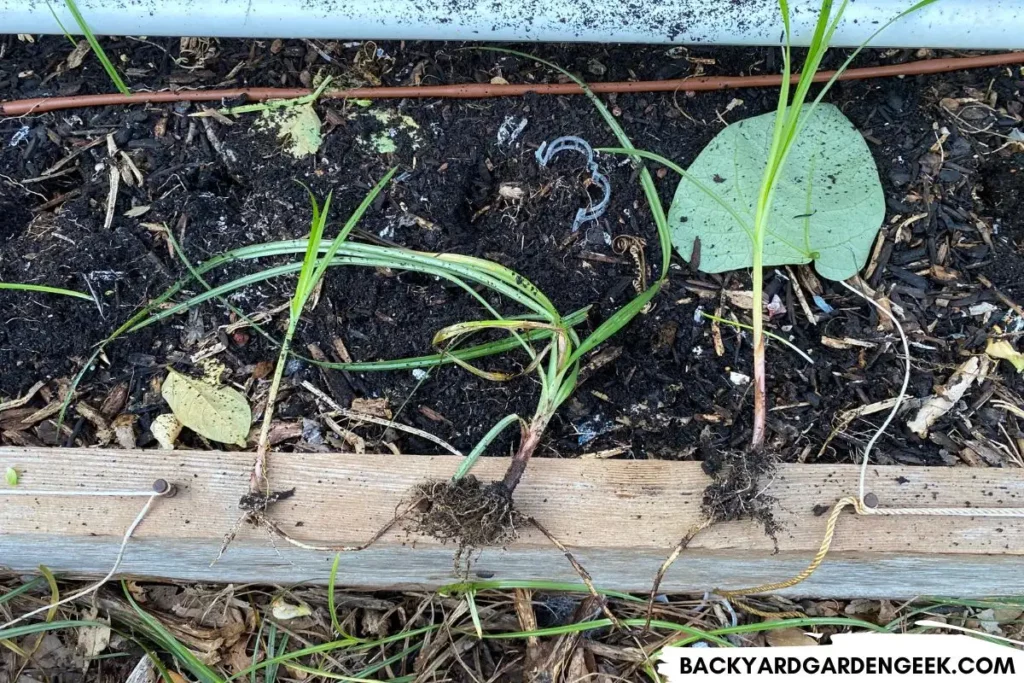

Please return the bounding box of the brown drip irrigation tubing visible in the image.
[2,51,1023,117]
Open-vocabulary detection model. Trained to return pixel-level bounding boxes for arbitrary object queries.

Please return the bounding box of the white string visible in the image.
[0,489,157,497]
[0,487,169,631]
[838,280,912,506]
[839,280,1024,519]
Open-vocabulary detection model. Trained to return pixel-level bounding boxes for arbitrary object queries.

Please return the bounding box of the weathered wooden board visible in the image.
[1,447,1023,598]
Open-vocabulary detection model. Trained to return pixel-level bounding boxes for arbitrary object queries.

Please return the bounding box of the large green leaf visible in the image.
[668,103,884,281]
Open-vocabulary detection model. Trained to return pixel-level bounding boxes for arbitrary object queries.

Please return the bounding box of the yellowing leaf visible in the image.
[161,369,251,446]
[986,339,1024,372]
[271,596,312,620]
[259,103,323,158]
[151,413,183,450]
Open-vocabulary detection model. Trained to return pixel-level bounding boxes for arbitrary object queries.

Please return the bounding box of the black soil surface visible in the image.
[2,36,1023,472]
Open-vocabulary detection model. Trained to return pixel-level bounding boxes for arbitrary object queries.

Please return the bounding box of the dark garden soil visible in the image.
[2,36,1023,478]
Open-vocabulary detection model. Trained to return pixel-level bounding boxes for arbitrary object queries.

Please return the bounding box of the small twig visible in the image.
[103,165,119,230]
[646,517,713,631]
[977,274,1024,319]
[200,117,238,169]
[301,380,463,456]
[785,266,817,326]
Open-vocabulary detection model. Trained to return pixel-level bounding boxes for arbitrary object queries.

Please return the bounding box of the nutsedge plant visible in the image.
[467,47,671,498]
[251,168,397,494]
[599,0,937,451]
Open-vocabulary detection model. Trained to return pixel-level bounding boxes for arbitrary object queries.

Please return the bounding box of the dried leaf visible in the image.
[66,40,91,69]
[986,339,1024,372]
[270,596,312,620]
[77,608,111,656]
[162,369,251,446]
[100,382,129,417]
[259,103,323,158]
[907,356,989,437]
[821,336,877,350]
[765,626,818,647]
[151,413,183,450]
[112,413,138,449]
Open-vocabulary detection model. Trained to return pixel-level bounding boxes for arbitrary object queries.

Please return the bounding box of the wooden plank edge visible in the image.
[3,536,1022,599]
[1,447,1023,598]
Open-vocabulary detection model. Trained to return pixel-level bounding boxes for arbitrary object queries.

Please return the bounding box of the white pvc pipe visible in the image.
[2,0,1022,49]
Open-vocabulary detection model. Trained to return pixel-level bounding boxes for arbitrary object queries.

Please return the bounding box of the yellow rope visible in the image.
[715,496,859,599]
[730,598,806,620]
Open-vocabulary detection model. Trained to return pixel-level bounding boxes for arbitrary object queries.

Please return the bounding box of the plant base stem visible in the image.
[252,335,292,494]
[751,335,767,451]
[501,416,549,492]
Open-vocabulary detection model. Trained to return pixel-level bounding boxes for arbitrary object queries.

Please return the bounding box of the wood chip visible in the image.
[786,265,817,325]
[724,289,754,309]
[332,337,353,363]
[0,380,45,413]
[821,336,877,350]
[99,382,129,417]
[350,397,391,419]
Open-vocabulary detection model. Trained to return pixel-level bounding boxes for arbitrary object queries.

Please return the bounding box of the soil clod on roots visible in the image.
[701,446,780,543]
[414,476,523,552]
[239,488,296,515]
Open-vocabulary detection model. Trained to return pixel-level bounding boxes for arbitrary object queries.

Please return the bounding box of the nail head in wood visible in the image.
[863,492,879,508]
[152,479,174,496]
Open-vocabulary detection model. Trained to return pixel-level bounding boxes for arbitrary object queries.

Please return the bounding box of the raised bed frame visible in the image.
[2,447,1023,599]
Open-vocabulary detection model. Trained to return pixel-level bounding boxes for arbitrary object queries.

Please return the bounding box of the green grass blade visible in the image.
[352,642,424,678]
[328,555,363,642]
[228,625,439,681]
[0,577,45,607]
[0,282,92,300]
[61,0,130,95]
[453,414,522,480]
[165,224,568,372]
[565,280,662,368]
[661,615,887,648]
[0,619,112,641]
[45,2,78,47]
[309,169,398,289]
[319,307,589,372]
[480,617,732,648]
[293,187,328,318]
[122,582,225,683]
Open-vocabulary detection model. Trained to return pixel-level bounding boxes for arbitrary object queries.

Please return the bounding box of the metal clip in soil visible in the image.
[535,135,610,233]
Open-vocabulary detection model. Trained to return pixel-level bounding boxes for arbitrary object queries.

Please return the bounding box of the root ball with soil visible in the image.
[414,476,523,549]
